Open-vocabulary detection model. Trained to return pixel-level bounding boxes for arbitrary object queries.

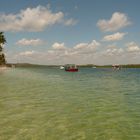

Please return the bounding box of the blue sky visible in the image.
[1,0,140,65]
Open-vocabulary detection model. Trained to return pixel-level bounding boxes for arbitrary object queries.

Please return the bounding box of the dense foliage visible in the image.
[0,32,6,65]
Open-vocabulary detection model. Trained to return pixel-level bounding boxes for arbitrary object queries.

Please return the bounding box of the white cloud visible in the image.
[64,18,77,26]
[43,40,101,64]
[19,51,35,56]
[8,40,140,65]
[97,12,131,32]
[74,43,88,49]
[103,32,127,41]
[16,38,45,46]
[52,42,65,50]
[71,40,100,56]
[74,40,100,50]
[0,5,76,32]
[126,42,140,52]
[104,48,124,56]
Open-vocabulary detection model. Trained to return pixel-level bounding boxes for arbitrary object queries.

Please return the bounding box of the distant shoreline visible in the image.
[5,63,140,68]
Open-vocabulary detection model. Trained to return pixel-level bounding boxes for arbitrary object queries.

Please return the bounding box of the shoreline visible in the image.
[2,63,140,68]
[0,66,9,70]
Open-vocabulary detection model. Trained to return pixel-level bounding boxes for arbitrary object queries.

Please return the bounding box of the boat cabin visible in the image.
[65,64,78,72]
[112,64,121,70]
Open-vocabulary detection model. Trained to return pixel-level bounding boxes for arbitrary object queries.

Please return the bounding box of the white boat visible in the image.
[60,66,65,69]
[112,64,121,70]
[92,66,96,68]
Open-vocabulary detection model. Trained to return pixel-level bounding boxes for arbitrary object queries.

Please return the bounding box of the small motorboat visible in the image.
[65,64,78,72]
[92,66,96,68]
[60,66,65,70]
[112,64,121,70]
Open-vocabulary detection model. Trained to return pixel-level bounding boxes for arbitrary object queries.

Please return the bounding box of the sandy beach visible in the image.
[0,66,9,71]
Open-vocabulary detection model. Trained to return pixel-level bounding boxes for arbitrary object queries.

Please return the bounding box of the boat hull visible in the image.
[65,68,78,72]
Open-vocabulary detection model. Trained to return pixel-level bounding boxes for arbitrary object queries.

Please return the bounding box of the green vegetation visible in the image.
[0,32,6,65]
[7,63,140,68]
[78,64,140,68]
[121,64,140,68]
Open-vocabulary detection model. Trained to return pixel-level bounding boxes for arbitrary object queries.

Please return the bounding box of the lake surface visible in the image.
[0,66,140,140]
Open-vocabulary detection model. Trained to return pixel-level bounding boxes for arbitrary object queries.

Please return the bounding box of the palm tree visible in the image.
[0,32,6,65]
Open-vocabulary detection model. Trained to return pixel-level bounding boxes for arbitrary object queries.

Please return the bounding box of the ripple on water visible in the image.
[0,67,140,140]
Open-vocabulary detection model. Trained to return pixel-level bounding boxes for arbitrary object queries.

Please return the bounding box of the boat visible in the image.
[60,66,65,70]
[65,64,78,72]
[92,66,96,68]
[112,64,121,70]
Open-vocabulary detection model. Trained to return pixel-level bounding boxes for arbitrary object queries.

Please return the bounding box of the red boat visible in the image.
[65,64,78,72]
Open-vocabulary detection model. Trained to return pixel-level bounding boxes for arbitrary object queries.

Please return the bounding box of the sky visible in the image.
[0,0,140,65]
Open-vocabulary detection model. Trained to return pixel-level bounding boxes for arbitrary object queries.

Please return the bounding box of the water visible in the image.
[0,66,140,140]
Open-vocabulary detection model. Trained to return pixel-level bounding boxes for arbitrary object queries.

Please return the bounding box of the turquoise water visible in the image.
[0,66,140,140]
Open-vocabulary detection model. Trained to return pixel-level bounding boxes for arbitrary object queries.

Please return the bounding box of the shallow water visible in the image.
[0,66,140,140]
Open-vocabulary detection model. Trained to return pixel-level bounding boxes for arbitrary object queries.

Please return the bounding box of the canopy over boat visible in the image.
[65,64,78,72]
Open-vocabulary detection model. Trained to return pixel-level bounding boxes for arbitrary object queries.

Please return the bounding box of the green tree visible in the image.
[0,32,6,65]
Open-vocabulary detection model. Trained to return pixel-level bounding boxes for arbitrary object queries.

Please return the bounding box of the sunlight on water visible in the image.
[0,67,140,140]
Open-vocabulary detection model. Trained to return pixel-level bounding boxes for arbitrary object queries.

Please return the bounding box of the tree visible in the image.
[0,32,6,65]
